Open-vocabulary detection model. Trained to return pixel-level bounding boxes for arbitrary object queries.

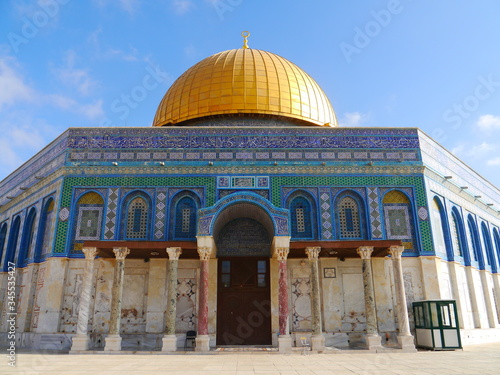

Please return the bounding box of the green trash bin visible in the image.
[412,300,462,350]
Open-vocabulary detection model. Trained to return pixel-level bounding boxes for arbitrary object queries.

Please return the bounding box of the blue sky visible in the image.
[1,0,500,188]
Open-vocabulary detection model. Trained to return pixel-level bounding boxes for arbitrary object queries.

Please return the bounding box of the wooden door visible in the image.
[216,258,272,345]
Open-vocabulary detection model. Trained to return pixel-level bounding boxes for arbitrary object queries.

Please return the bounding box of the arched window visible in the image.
[493,228,500,269]
[171,195,198,240]
[481,223,496,272]
[37,198,55,260]
[0,223,8,269]
[288,193,316,239]
[467,215,483,269]
[125,195,149,240]
[75,192,104,241]
[18,208,37,267]
[3,216,21,272]
[335,192,366,239]
[430,197,447,256]
[382,190,416,252]
[450,210,464,258]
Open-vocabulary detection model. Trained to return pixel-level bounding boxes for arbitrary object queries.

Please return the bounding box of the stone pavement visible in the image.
[3,342,500,375]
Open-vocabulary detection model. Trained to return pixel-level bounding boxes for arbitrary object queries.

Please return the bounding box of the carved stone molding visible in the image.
[113,247,130,261]
[356,246,374,259]
[82,247,98,260]
[197,247,212,261]
[166,247,182,260]
[275,247,290,261]
[305,247,321,260]
[388,245,405,259]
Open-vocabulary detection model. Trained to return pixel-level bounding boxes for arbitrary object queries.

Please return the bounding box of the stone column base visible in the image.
[104,334,122,351]
[311,334,325,353]
[278,336,292,353]
[195,335,210,352]
[70,334,90,351]
[365,334,382,350]
[397,334,417,352]
[161,335,178,352]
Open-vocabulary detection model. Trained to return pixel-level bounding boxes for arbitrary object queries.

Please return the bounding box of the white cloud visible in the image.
[451,141,495,159]
[487,157,500,166]
[52,50,97,95]
[0,57,35,110]
[477,114,500,131]
[48,94,104,120]
[340,112,368,127]
[173,0,196,15]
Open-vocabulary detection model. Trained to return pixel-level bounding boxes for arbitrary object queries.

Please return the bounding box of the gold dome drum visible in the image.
[152,48,337,127]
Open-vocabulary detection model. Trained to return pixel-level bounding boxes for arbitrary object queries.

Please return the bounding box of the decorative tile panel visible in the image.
[319,188,332,239]
[104,188,119,240]
[154,190,167,239]
[367,187,383,239]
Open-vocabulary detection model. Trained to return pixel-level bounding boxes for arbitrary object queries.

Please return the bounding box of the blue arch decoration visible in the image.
[120,190,152,240]
[198,192,289,237]
[467,215,484,269]
[493,228,500,270]
[3,216,21,272]
[432,196,454,261]
[18,207,37,268]
[450,207,468,264]
[170,190,201,240]
[334,190,368,240]
[481,222,496,273]
[0,223,8,269]
[35,197,54,262]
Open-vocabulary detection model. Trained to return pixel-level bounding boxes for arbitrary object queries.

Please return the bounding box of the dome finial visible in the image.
[241,31,250,49]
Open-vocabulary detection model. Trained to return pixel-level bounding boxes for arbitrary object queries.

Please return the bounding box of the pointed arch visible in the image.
[334,190,367,240]
[493,228,500,270]
[481,222,496,272]
[121,191,152,240]
[382,189,416,252]
[0,223,8,270]
[18,207,37,267]
[450,207,467,262]
[3,216,21,272]
[170,191,200,240]
[286,190,317,240]
[430,196,451,258]
[467,215,484,269]
[36,198,55,261]
[75,192,105,241]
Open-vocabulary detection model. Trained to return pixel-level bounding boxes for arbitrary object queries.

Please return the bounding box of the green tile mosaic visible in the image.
[271,175,432,253]
[54,176,216,254]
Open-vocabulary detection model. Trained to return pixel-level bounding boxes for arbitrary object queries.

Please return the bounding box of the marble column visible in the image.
[162,247,182,352]
[275,247,292,352]
[195,246,212,352]
[305,246,325,352]
[70,247,98,351]
[356,246,382,350]
[104,247,130,351]
[388,246,416,352]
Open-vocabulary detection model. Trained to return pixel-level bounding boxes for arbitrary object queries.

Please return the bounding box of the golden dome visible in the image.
[152,47,337,127]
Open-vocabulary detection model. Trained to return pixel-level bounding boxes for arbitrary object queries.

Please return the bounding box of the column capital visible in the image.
[305,247,321,260]
[113,247,130,261]
[388,245,405,259]
[275,247,289,261]
[356,246,374,259]
[166,247,182,260]
[82,247,98,260]
[197,247,212,261]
